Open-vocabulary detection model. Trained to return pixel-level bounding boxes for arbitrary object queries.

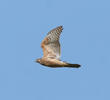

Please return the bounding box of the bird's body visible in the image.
[37,58,80,68]
[36,26,81,68]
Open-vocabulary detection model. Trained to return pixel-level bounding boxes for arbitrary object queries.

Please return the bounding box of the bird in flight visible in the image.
[36,26,81,68]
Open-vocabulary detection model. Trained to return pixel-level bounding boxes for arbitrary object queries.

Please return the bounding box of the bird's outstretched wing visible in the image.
[41,26,63,59]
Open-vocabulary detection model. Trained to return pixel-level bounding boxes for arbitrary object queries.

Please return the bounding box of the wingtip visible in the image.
[59,25,63,28]
[57,25,63,30]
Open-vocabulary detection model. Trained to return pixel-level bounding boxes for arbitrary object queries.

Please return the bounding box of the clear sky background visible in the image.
[0,0,110,100]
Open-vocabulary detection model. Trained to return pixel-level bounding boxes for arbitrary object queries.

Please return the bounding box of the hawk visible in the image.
[36,26,81,68]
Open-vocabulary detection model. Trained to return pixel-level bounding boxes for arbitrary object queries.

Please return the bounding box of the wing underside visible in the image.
[41,26,63,59]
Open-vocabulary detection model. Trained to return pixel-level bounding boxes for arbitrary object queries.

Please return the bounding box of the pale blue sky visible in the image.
[0,0,110,100]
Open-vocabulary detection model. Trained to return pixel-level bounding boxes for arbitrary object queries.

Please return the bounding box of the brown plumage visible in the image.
[36,26,81,68]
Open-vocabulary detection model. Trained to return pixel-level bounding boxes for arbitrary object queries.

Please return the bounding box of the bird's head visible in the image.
[36,58,42,64]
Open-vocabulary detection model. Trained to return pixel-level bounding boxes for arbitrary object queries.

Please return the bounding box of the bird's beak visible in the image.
[35,59,38,63]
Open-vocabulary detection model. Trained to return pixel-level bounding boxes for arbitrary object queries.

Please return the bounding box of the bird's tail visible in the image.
[64,62,81,68]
